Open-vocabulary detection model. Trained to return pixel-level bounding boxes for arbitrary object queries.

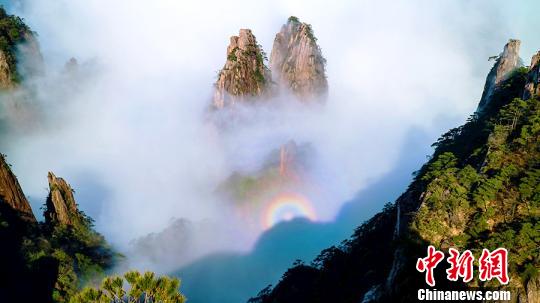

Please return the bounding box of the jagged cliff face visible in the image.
[524,52,540,100]
[270,17,327,102]
[212,29,272,109]
[45,172,79,226]
[0,154,35,221]
[477,39,522,112]
[211,17,328,111]
[0,50,13,89]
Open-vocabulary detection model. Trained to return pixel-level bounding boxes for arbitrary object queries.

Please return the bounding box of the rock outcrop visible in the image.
[270,16,328,102]
[523,276,540,303]
[212,29,272,109]
[0,7,43,90]
[0,50,14,89]
[0,154,35,221]
[45,172,79,226]
[523,51,540,100]
[477,39,522,112]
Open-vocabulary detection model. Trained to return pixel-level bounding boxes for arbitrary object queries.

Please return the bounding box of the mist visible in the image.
[1,0,540,300]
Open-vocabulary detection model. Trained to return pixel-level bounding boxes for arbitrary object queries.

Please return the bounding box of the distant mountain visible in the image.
[248,39,540,303]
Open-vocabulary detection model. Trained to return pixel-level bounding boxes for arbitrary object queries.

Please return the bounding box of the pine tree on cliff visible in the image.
[249,39,540,303]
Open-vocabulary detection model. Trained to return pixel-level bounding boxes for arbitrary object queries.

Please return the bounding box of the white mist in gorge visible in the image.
[2,0,540,274]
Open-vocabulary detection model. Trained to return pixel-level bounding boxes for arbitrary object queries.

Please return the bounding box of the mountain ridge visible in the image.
[248,39,540,303]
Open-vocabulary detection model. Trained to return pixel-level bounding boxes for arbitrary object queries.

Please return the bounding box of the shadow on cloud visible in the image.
[174,127,433,303]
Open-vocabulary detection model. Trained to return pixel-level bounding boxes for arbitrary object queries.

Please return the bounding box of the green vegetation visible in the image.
[70,271,186,303]
[0,156,119,302]
[220,167,282,205]
[250,56,539,302]
[254,67,266,84]
[20,205,118,302]
[287,16,300,24]
[0,6,33,82]
[227,47,238,62]
[303,23,317,43]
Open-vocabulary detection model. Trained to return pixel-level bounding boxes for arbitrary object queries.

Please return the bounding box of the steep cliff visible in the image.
[250,41,540,303]
[0,155,117,303]
[0,154,35,221]
[212,29,272,109]
[524,51,540,100]
[270,16,327,102]
[0,49,12,89]
[477,39,523,112]
[0,7,43,89]
[45,172,80,226]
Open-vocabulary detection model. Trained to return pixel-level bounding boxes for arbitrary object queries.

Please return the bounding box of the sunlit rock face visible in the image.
[45,172,80,226]
[477,39,522,112]
[212,29,272,109]
[0,50,13,90]
[270,16,327,103]
[523,51,540,100]
[0,154,35,221]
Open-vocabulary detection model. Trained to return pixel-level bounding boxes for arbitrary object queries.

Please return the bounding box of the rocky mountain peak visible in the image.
[212,29,272,109]
[0,154,35,221]
[523,51,540,100]
[45,172,79,226]
[477,39,522,112]
[270,16,328,102]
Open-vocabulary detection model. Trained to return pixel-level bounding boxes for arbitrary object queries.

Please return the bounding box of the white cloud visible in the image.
[2,0,539,267]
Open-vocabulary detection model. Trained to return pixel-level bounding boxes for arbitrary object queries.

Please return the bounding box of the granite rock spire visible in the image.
[270,16,328,102]
[212,29,272,109]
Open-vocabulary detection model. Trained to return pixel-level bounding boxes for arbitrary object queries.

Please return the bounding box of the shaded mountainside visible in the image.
[0,15,112,302]
[0,153,36,220]
[249,39,540,303]
[0,155,117,303]
[270,16,327,102]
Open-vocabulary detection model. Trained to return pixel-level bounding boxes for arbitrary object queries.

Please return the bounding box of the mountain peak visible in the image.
[0,154,35,221]
[270,16,328,102]
[477,39,522,112]
[212,28,272,109]
[45,172,80,226]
